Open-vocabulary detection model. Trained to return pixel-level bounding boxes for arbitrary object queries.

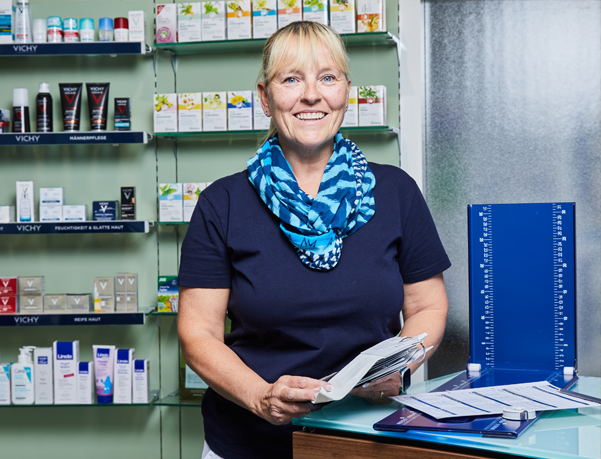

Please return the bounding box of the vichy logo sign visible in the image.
[13,45,38,53]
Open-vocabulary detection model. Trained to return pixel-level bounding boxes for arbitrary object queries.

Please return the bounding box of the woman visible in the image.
[178,22,451,459]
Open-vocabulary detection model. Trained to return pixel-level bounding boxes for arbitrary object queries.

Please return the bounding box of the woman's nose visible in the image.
[302,81,321,104]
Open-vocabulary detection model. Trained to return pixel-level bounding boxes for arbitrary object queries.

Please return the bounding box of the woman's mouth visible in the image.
[295,112,326,120]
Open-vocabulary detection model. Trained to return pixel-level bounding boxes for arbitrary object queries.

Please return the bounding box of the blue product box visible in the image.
[93,201,118,221]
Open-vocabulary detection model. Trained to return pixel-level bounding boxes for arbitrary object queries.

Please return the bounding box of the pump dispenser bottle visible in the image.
[11,346,35,405]
[36,82,53,132]
[12,88,30,133]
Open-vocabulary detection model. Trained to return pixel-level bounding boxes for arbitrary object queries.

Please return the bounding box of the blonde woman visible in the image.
[178,22,451,459]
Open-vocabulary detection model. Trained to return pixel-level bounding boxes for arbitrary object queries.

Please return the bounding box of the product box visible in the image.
[128,10,147,44]
[114,98,131,131]
[0,1,11,44]
[53,340,80,405]
[154,94,178,133]
[16,181,35,223]
[0,363,10,405]
[0,277,17,295]
[358,85,386,126]
[0,296,16,313]
[133,359,150,404]
[121,186,136,220]
[179,348,207,403]
[201,1,226,41]
[156,4,177,43]
[183,183,205,222]
[19,295,43,314]
[93,201,118,221]
[39,187,64,206]
[253,91,271,130]
[202,92,227,131]
[0,205,15,223]
[178,2,201,42]
[252,0,277,38]
[303,0,328,24]
[43,294,67,314]
[126,292,138,312]
[94,277,115,313]
[126,273,138,293]
[226,0,251,39]
[63,205,88,221]
[19,276,45,296]
[178,93,202,132]
[40,205,62,222]
[357,0,385,33]
[66,294,91,313]
[277,0,302,29]
[227,91,253,131]
[341,86,358,127]
[116,292,127,312]
[159,183,183,222]
[116,273,127,293]
[158,276,179,312]
[329,0,355,33]
[114,348,134,404]
[34,347,53,405]
[77,361,94,405]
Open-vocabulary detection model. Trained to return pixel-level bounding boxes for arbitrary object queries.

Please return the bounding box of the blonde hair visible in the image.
[258,22,350,142]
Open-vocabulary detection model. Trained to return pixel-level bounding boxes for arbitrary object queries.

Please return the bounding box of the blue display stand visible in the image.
[374,203,578,438]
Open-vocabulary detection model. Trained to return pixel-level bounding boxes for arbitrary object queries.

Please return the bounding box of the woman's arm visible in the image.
[178,286,331,424]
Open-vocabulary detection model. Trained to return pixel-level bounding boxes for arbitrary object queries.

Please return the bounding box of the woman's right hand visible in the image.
[255,375,332,425]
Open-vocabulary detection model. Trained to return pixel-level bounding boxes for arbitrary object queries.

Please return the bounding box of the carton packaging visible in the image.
[128,10,147,44]
[114,348,135,404]
[93,201,118,221]
[253,91,271,130]
[341,86,358,127]
[178,2,201,42]
[43,294,67,314]
[0,206,15,223]
[0,277,18,295]
[158,276,179,312]
[34,347,53,404]
[39,188,64,206]
[154,94,178,133]
[156,4,177,43]
[66,294,91,313]
[16,181,35,223]
[0,296,16,313]
[126,292,138,312]
[329,0,355,33]
[0,363,10,405]
[303,0,328,24]
[201,1,226,41]
[19,277,45,296]
[19,295,43,314]
[53,340,80,405]
[178,93,203,132]
[94,277,115,313]
[133,359,150,404]
[202,92,227,131]
[227,91,253,131]
[116,292,127,312]
[179,347,207,403]
[358,85,386,126]
[183,183,206,222]
[63,205,88,221]
[40,205,62,222]
[116,273,127,293]
[357,0,385,33]
[77,361,94,404]
[252,0,277,38]
[126,273,138,295]
[0,1,12,44]
[121,186,136,220]
[114,98,131,131]
[277,0,302,29]
[226,0,251,39]
[159,183,184,222]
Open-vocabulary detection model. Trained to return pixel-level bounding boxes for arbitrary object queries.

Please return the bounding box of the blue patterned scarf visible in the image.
[247,132,376,271]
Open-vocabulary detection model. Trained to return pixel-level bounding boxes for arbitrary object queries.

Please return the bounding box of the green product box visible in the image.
[158,276,179,312]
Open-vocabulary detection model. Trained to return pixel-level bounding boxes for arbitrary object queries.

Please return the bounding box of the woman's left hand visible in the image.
[348,372,401,404]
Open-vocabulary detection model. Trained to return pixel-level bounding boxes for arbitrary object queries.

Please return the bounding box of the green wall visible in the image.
[0,0,400,457]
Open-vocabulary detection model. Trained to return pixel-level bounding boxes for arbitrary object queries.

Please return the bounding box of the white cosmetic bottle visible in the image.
[13,0,32,43]
[11,346,35,405]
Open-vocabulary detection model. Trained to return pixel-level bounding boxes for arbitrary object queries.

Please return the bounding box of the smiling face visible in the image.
[258,44,350,156]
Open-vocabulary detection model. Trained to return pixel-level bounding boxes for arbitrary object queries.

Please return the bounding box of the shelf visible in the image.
[0,221,151,235]
[154,394,202,407]
[0,312,146,327]
[155,126,399,141]
[155,32,398,55]
[151,311,178,316]
[156,222,189,226]
[0,131,152,146]
[1,391,158,407]
[0,41,149,56]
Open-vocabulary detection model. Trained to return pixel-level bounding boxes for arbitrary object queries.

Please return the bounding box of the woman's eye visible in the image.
[323,75,334,82]
[285,77,296,84]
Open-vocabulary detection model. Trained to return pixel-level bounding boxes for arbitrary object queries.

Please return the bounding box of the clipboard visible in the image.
[374,203,578,438]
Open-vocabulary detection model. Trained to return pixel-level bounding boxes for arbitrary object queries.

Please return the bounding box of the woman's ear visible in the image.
[257,82,271,117]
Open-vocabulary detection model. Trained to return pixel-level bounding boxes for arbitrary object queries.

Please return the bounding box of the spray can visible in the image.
[0,109,10,133]
[12,88,30,133]
[13,0,32,43]
[36,82,53,133]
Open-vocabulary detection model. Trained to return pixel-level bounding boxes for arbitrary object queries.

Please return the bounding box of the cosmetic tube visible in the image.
[86,83,110,131]
[93,345,115,404]
[59,83,82,131]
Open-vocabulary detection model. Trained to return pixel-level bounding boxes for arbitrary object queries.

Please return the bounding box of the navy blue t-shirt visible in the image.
[178,163,451,459]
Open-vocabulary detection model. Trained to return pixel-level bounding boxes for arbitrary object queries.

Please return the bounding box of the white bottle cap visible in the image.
[13,88,29,107]
[39,82,50,94]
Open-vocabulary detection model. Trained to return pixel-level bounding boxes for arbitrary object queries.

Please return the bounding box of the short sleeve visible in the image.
[178,193,232,288]
[398,187,451,284]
